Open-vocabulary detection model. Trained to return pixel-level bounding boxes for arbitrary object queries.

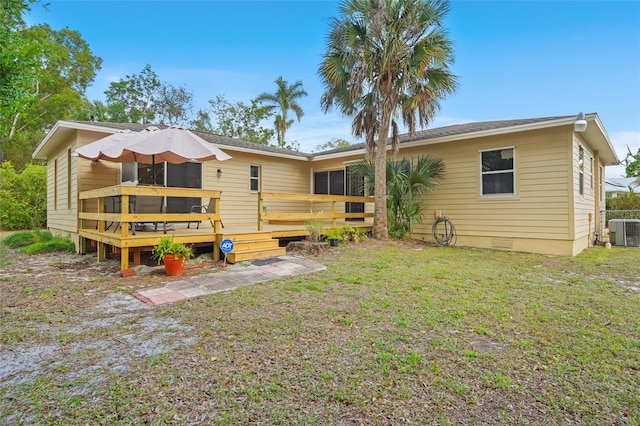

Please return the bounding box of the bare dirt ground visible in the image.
[0,250,214,396]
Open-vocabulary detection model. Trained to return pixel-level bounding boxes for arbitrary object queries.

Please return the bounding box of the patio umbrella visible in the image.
[101,125,232,164]
[73,126,160,161]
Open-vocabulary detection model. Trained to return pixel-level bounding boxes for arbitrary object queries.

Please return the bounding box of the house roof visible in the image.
[605,177,639,194]
[33,113,618,165]
[32,120,312,161]
[313,113,618,165]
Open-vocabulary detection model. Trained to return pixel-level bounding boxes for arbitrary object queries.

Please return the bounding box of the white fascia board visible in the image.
[311,116,595,162]
[209,145,311,162]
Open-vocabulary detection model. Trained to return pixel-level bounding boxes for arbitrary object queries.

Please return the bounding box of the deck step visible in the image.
[218,231,274,243]
[225,247,286,263]
[218,231,285,263]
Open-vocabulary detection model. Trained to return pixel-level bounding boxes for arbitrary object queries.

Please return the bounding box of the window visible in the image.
[590,157,594,191]
[314,170,344,195]
[599,166,604,201]
[250,165,260,192]
[54,159,58,209]
[67,149,72,209]
[122,162,164,185]
[578,146,584,196]
[481,148,515,196]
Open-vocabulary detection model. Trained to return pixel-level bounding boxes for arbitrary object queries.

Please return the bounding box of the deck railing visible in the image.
[257,192,374,231]
[78,185,223,238]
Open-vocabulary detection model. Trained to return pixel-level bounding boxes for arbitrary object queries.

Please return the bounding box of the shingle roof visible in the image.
[73,121,312,159]
[75,114,576,158]
[317,115,575,155]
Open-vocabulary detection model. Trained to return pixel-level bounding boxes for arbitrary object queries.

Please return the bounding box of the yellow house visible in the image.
[32,113,617,269]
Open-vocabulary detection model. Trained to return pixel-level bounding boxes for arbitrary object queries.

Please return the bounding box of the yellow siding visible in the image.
[202,151,309,227]
[42,122,603,257]
[572,134,597,253]
[46,134,78,247]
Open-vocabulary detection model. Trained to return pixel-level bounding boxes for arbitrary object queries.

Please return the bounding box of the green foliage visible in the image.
[319,0,457,239]
[305,220,324,242]
[352,156,445,238]
[154,83,194,126]
[152,236,193,265]
[0,162,46,230]
[1,19,102,169]
[2,230,52,248]
[606,193,640,222]
[324,228,342,241]
[104,64,160,124]
[337,225,367,242]
[624,148,640,178]
[314,137,352,153]
[22,238,74,254]
[191,95,275,145]
[256,76,308,148]
[1,230,73,254]
[606,193,640,211]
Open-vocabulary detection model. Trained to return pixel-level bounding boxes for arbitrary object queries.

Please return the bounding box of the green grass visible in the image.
[1,230,74,254]
[1,243,639,425]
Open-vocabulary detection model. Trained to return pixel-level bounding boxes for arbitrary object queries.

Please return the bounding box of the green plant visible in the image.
[305,219,324,243]
[325,229,342,241]
[351,156,445,238]
[152,236,193,265]
[338,225,366,243]
[0,162,47,231]
[2,230,52,248]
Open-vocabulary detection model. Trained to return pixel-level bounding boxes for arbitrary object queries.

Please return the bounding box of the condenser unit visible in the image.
[609,219,640,247]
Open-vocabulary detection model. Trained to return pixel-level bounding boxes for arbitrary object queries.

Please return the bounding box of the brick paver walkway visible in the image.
[132,255,326,307]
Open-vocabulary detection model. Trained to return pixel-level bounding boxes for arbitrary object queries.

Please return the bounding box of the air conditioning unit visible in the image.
[609,219,640,247]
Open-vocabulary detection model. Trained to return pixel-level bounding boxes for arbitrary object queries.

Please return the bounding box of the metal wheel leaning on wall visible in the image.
[432,217,456,247]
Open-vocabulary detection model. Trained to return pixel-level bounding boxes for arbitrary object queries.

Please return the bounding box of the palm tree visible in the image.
[351,156,445,238]
[256,76,308,148]
[319,0,457,239]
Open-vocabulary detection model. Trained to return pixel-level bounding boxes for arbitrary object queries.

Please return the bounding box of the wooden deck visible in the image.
[78,185,374,272]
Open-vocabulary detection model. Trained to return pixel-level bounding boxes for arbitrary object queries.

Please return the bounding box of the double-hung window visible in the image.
[480,147,515,196]
[578,146,584,196]
[250,165,261,192]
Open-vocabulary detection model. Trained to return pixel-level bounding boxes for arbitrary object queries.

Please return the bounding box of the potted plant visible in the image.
[152,236,193,276]
[325,229,342,247]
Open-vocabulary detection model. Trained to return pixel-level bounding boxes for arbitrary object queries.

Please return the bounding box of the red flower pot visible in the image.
[163,254,184,276]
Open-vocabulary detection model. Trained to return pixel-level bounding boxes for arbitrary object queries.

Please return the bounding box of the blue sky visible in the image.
[28,0,640,177]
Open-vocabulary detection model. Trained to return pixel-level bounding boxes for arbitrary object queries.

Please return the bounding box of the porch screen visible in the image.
[167,162,202,213]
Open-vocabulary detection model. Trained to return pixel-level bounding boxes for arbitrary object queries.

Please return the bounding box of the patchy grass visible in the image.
[1,242,639,425]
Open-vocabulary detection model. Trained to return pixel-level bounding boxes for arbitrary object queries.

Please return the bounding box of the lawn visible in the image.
[1,241,639,425]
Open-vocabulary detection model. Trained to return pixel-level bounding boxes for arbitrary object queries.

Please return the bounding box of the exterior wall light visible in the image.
[574,112,587,132]
[217,168,222,177]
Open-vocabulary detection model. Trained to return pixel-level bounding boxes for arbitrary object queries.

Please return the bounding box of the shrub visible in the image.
[305,220,324,242]
[2,230,52,248]
[0,162,47,230]
[2,230,73,254]
[22,238,74,254]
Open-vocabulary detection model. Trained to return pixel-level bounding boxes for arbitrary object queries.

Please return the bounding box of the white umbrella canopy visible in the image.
[73,126,159,161]
[102,125,231,164]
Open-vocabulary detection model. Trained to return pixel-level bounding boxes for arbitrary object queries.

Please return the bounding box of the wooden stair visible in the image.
[219,231,286,263]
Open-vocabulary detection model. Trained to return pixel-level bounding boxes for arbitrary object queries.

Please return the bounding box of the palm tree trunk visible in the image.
[373,108,391,240]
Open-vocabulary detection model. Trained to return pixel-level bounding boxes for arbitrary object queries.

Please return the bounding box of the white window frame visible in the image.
[250,164,261,192]
[578,145,584,196]
[479,146,516,197]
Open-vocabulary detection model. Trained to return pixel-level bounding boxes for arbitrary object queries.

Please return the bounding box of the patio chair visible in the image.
[188,198,223,229]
